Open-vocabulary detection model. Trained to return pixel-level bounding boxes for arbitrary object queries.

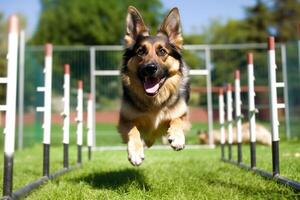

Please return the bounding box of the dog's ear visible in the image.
[124,6,149,48]
[158,7,183,49]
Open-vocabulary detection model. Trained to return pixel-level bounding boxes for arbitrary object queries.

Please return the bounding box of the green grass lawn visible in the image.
[0,122,299,199]
[0,142,299,199]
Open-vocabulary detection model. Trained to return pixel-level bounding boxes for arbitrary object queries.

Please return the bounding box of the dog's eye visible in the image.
[137,48,146,56]
[157,48,167,56]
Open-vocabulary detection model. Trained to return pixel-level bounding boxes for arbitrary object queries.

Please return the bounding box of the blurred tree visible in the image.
[31,0,163,45]
[205,19,248,44]
[242,0,272,88]
[199,19,249,87]
[272,0,300,42]
[244,0,271,42]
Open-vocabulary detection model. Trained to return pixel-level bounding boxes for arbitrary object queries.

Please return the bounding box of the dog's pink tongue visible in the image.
[144,77,160,94]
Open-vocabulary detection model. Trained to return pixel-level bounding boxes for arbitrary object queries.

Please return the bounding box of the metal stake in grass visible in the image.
[247,52,257,169]
[234,70,242,163]
[62,64,70,168]
[36,43,53,177]
[226,84,233,161]
[2,15,19,198]
[76,81,83,164]
[218,88,225,160]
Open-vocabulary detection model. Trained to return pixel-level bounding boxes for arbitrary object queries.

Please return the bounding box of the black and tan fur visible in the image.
[118,6,190,166]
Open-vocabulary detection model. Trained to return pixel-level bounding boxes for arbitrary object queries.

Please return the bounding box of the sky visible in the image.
[0,0,256,37]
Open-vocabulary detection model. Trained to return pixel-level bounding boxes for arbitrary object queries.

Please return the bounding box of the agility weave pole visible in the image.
[4,60,81,200]
[4,68,87,199]
[76,80,84,164]
[0,17,93,199]
[62,64,70,168]
[87,93,93,160]
[234,70,242,164]
[221,37,300,191]
[1,15,19,198]
[37,43,53,177]
[247,52,257,169]
[226,84,233,160]
[219,88,225,159]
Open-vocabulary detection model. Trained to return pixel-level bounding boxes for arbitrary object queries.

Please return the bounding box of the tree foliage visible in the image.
[244,0,271,43]
[198,0,300,88]
[31,0,163,45]
[272,0,300,42]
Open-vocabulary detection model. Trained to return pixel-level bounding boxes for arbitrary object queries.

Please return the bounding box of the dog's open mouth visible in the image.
[143,76,166,96]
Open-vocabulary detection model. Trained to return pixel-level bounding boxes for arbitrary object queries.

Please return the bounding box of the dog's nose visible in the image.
[142,64,158,76]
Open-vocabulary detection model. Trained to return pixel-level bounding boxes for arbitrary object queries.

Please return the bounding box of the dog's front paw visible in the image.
[127,140,144,166]
[167,129,185,151]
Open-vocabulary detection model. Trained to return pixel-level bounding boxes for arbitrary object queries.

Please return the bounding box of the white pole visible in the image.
[268,36,281,175]
[235,70,243,163]
[267,38,279,142]
[76,80,83,164]
[36,43,53,176]
[43,44,52,145]
[4,15,19,156]
[3,15,19,197]
[247,52,257,168]
[62,64,70,145]
[247,53,256,143]
[17,30,25,150]
[87,93,93,147]
[226,84,233,145]
[219,88,225,159]
[87,93,93,160]
[62,64,70,168]
[76,81,83,146]
[219,89,225,145]
[226,84,233,160]
[235,70,242,144]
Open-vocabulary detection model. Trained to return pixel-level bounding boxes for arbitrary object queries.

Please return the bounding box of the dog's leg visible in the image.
[167,118,186,151]
[127,126,144,166]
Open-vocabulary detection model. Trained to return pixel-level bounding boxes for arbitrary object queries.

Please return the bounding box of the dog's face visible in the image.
[122,6,184,98]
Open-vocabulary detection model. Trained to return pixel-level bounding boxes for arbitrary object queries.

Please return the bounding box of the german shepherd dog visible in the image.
[118,6,190,166]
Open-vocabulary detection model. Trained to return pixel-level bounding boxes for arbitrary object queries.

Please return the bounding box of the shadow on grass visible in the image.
[205,171,294,195]
[72,168,150,192]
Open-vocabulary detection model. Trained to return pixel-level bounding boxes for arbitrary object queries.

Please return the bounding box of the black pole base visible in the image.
[237,142,242,163]
[43,143,50,177]
[77,145,82,164]
[63,143,69,168]
[250,141,256,168]
[88,146,92,161]
[221,144,225,160]
[272,140,280,176]
[3,153,14,197]
[228,144,232,160]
